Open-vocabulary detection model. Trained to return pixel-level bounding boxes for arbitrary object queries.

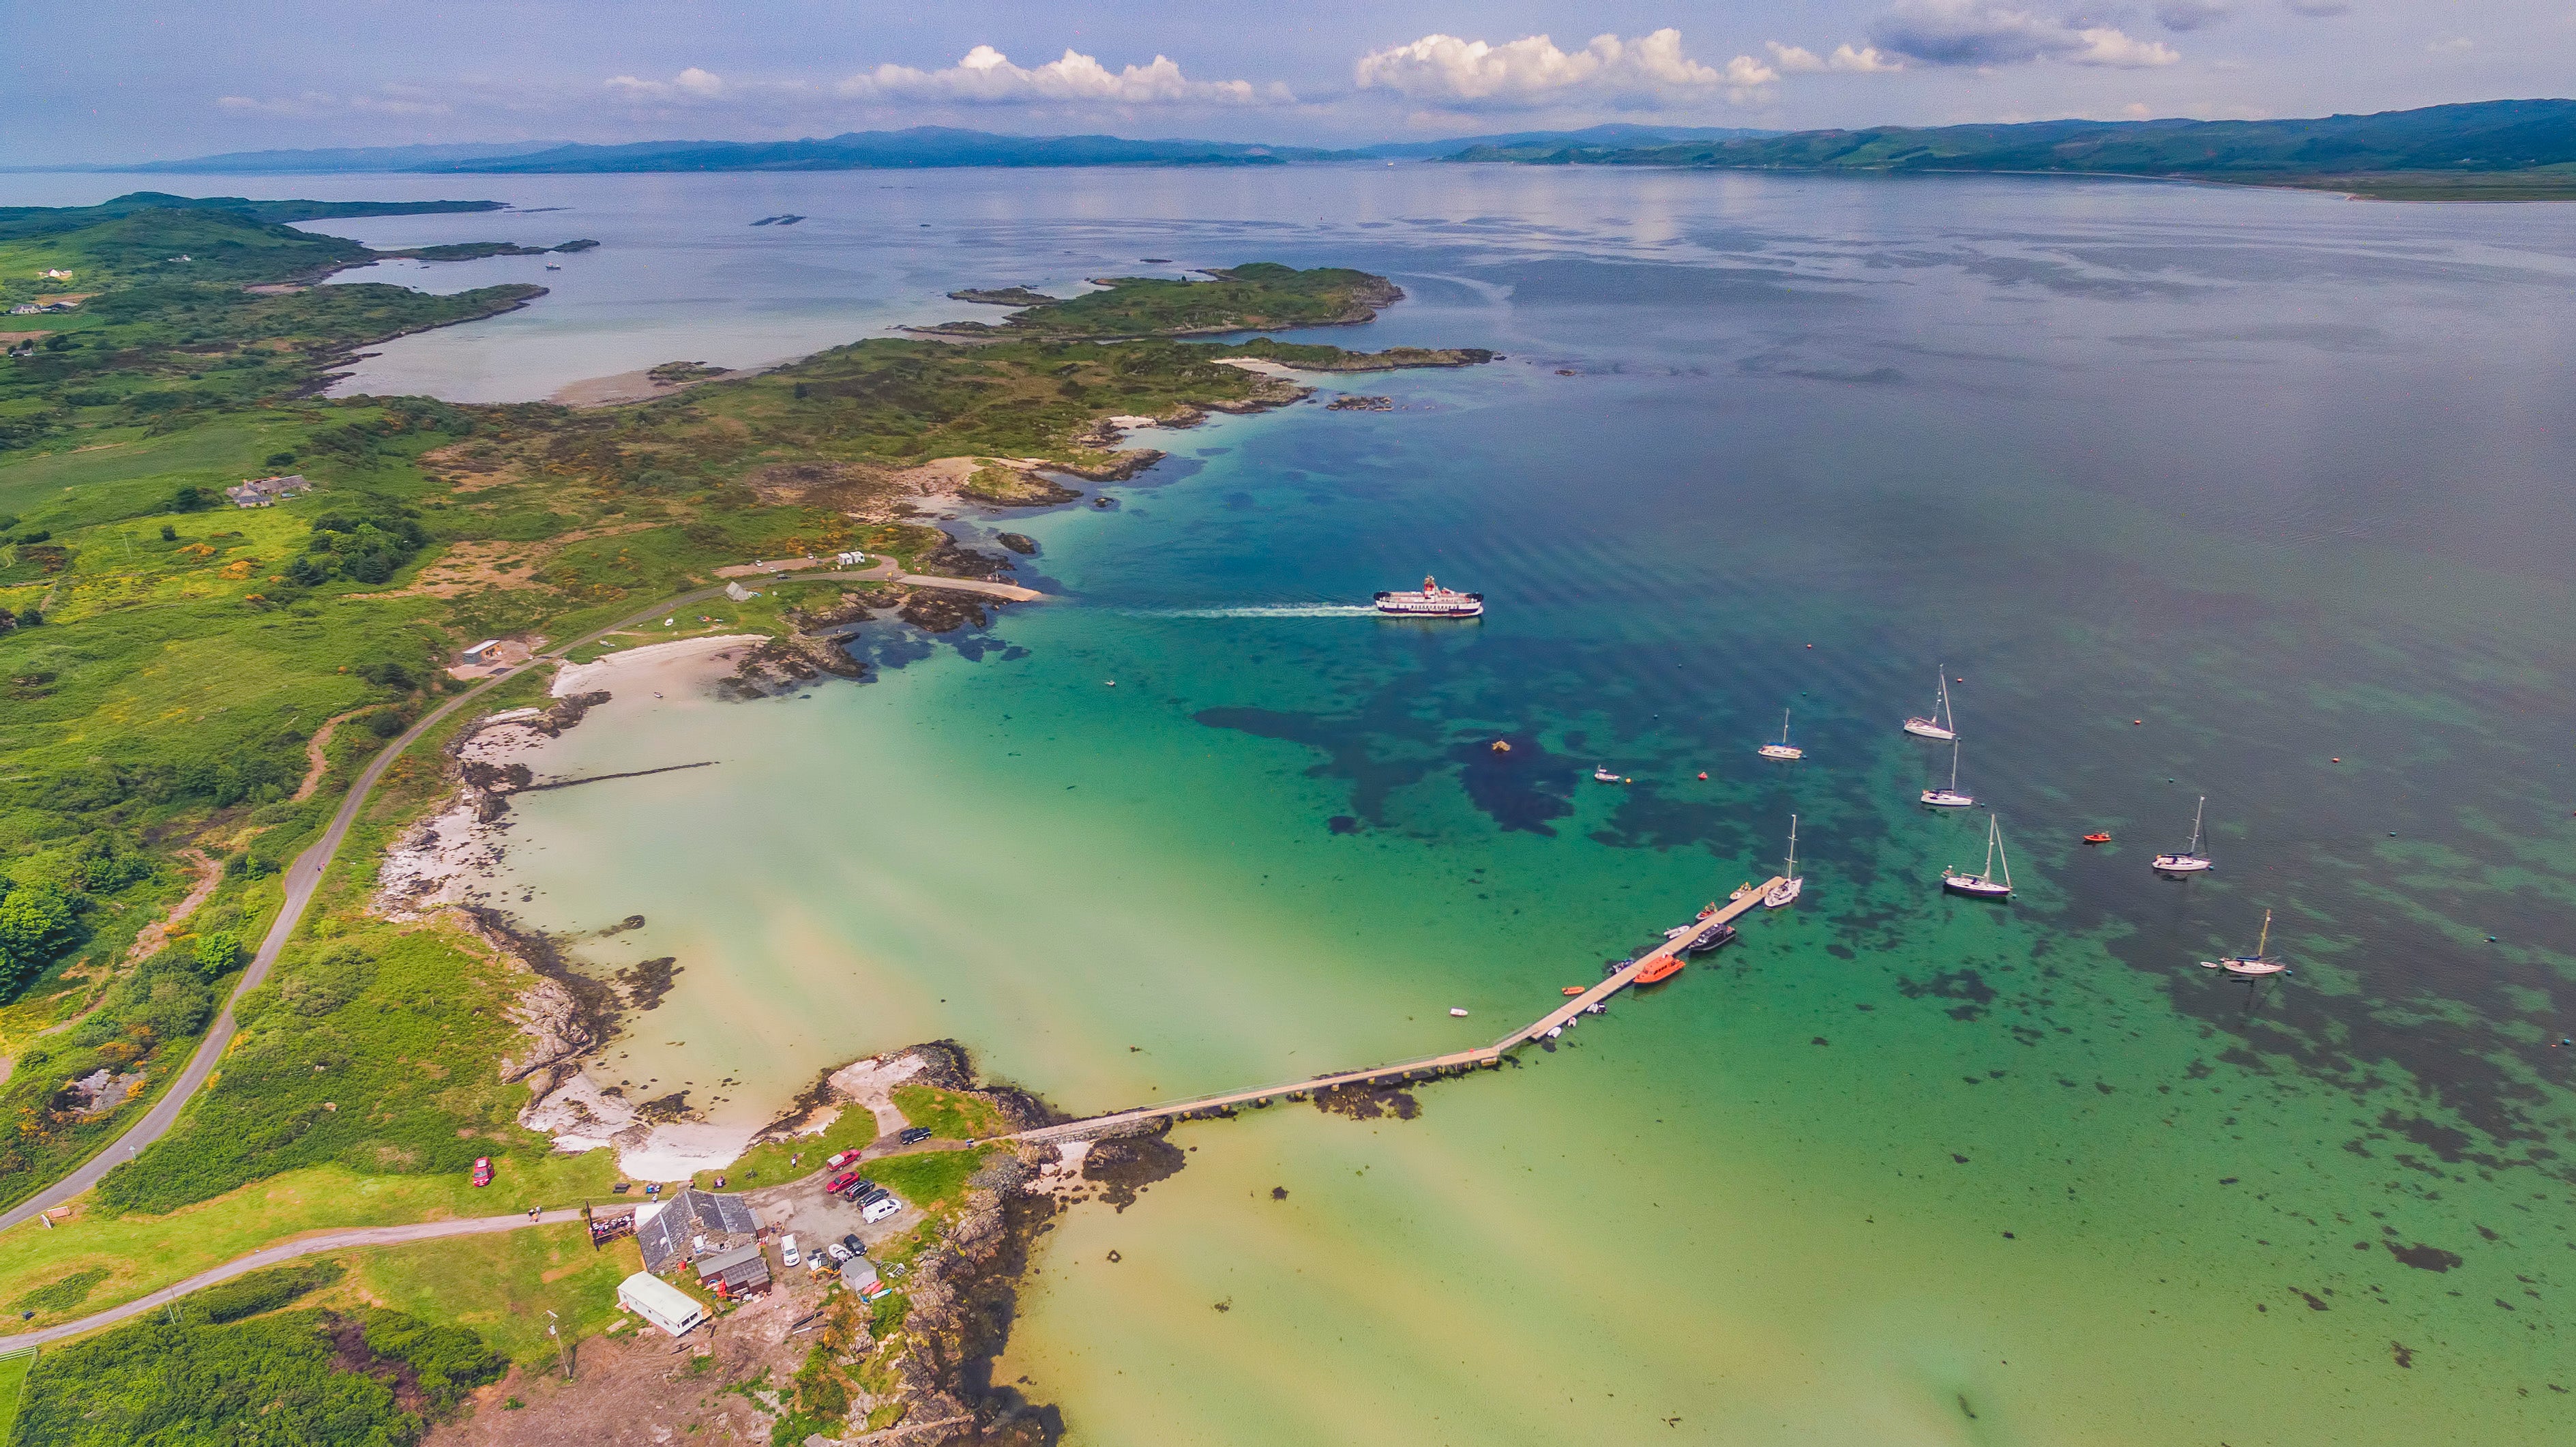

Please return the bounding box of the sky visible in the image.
[9,1,2571,164]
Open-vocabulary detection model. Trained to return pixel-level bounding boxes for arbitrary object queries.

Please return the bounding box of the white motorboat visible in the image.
[2153,795,2215,875]
[1593,766,1623,783]
[1921,737,1974,808]
[1904,667,1959,741]
[1764,815,1804,908]
[1757,708,1804,761]
[2201,908,2289,976]
[1374,574,1483,617]
[1941,816,2015,900]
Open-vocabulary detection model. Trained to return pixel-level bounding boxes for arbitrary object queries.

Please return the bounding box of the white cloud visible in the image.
[1869,2,2180,68]
[605,67,730,102]
[2426,35,2473,53]
[216,91,336,115]
[843,46,1288,106]
[1766,41,1907,73]
[2281,0,2350,15]
[1353,29,1775,106]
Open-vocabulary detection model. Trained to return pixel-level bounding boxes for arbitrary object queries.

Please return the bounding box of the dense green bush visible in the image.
[96,932,531,1214]
[184,1261,344,1325]
[15,1305,501,1446]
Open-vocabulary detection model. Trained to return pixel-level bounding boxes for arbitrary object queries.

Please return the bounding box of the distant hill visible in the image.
[1446,100,2576,199]
[65,142,570,175]
[0,192,503,242]
[1352,124,1778,160]
[428,128,1339,173]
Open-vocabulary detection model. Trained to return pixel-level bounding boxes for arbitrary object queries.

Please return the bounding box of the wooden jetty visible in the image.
[1008,877,1787,1145]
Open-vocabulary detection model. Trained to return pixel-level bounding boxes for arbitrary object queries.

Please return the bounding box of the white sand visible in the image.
[552,633,765,697]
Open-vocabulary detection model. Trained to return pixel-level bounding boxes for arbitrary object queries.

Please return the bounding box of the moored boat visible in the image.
[2153,795,2215,875]
[1757,708,1804,761]
[1941,815,2015,900]
[1764,814,1804,908]
[1904,667,1959,741]
[1635,954,1685,984]
[1684,922,1736,953]
[1921,737,1974,808]
[2201,908,2290,976]
[1374,574,1483,617]
[1593,766,1623,783]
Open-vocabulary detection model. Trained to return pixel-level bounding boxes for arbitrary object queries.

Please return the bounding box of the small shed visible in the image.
[461,639,503,664]
[617,1272,706,1337]
[696,1242,773,1298]
[840,1256,884,1298]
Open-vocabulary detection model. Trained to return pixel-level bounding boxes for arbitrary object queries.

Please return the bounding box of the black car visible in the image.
[841,1233,864,1257]
[838,1178,874,1201]
[898,1126,933,1145]
[857,1186,892,1207]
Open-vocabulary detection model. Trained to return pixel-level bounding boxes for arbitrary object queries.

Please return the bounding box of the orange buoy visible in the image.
[2132,719,2144,726]
[2331,757,2342,763]
[1697,772,1708,780]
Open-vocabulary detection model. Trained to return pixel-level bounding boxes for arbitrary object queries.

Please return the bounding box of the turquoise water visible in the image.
[21,164,2567,1441]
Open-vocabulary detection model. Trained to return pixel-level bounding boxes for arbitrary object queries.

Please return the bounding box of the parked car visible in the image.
[470,1157,493,1188]
[825,1242,853,1263]
[780,1235,801,1268]
[838,1178,876,1201]
[898,1126,933,1145]
[825,1170,860,1194]
[861,1193,904,1224]
[825,1149,861,1169]
[856,1186,891,1208]
[840,1233,864,1258]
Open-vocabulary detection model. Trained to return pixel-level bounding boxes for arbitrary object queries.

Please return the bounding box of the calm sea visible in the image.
[23,164,2573,1444]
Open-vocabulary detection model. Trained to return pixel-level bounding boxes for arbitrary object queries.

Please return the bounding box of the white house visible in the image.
[617,1272,706,1337]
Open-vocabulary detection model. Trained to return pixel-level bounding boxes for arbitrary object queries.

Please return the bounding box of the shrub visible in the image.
[193,930,243,978]
[366,709,409,738]
[184,1261,344,1324]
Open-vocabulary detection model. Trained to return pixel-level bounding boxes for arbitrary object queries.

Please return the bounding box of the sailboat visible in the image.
[2152,795,2214,875]
[1764,815,1804,909]
[1921,737,1974,808]
[1941,816,2014,899]
[2201,909,2288,976]
[1756,708,1804,761]
[1904,668,1958,741]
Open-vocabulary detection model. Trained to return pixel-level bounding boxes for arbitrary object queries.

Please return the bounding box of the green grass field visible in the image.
[891,1084,1008,1140]
[0,1347,30,1446]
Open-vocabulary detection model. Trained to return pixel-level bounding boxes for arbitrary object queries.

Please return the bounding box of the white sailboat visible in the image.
[1941,816,2014,899]
[2152,795,2214,875]
[1921,737,1974,808]
[1904,667,1958,741]
[2200,908,2288,977]
[1764,815,1804,909]
[1757,708,1804,761]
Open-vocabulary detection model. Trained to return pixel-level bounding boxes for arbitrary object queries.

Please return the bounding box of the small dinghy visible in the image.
[2082,832,2111,845]
[1593,766,1623,783]
[1561,986,1586,997]
[1449,1008,1469,1017]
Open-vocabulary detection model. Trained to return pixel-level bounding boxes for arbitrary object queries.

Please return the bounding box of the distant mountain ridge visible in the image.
[1448,100,2576,199]
[33,104,2576,199]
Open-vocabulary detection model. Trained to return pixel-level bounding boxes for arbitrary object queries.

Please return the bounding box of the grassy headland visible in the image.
[911,261,1405,338]
[0,194,1480,1377]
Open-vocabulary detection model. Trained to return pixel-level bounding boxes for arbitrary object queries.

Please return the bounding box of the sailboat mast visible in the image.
[1949,738,1961,790]
[1997,821,2012,890]
[2256,909,2270,956]
[1981,817,1998,880]
[1784,814,1798,875]
[2190,795,2205,853]
[1938,669,1953,731]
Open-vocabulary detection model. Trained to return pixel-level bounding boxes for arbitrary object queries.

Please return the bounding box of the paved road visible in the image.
[0,1209,585,1352]
[0,559,1030,1235]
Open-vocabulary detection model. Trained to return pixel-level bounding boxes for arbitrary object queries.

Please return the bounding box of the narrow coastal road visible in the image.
[0,559,1039,1235]
[0,1208,586,1353]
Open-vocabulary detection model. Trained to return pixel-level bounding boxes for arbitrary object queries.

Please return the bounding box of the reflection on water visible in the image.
[14,162,2564,1442]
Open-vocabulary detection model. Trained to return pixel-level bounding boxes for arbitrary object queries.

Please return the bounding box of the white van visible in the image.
[861,1193,904,1223]
[780,1234,801,1268]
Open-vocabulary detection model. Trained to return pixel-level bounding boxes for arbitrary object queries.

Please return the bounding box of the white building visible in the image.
[617,1272,706,1337]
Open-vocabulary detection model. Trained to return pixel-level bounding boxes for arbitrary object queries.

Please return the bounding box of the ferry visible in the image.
[1374,575,1483,617]
[1634,954,1685,984]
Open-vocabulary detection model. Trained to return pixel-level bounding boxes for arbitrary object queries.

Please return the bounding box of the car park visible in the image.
[781,1235,801,1268]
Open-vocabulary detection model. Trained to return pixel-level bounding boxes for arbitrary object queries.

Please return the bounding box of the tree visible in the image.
[0,885,79,988]
[194,931,243,978]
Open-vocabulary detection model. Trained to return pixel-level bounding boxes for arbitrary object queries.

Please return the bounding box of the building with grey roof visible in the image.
[635,1187,760,1276]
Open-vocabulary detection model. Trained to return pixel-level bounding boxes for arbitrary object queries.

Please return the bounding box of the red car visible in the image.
[471,1157,494,1188]
[826,1149,861,1169]
[825,1170,860,1194]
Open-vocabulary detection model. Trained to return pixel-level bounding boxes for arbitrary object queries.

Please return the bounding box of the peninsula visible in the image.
[0,194,1490,1442]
